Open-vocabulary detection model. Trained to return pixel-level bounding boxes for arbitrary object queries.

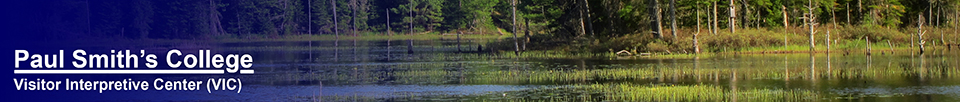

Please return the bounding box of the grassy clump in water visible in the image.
[589,83,820,101]
[463,62,960,84]
[464,83,820,101]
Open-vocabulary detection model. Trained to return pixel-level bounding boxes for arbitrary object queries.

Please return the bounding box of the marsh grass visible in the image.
[488,50,607,59]
[462,83,820,101]
[303,83,818,101]
[398,61,960,84]
[587,83,820,101]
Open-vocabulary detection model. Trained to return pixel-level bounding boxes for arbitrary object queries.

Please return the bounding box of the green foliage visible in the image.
[310,0,335,34]
[391,0,444,33]
[861,0,905,27]
[283,0,306,35]
[645,40,671,52]
[157,0,210,38]
[455,0,500,33]
[40,0,960,42]
[234,0,281,36]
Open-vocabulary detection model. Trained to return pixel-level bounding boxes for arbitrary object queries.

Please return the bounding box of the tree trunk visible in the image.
[524,20,530,51]
[387,8,390,35]
[353,0,358,37]
[846,4,850,25]
[410,0,414,35]
[458,31,462,52]
[830,5,837,51]
[808,0,815,51]
[669,0,677,39]
[308,0,312,35]
[729,0,735,33]
[708,4,714,35]
[713,2,720,35]
[657,8,663,38]
[939,5,945,46]
[237,13,241,35]
[695,8,701,54]
[512,0,519,55]
[918,14,926,54]
[579,1,587,37]
[650,0,661,38]
[756,10,761,28]
[332,0,339,39]
[783,6,788,46]
[583,0,594,36]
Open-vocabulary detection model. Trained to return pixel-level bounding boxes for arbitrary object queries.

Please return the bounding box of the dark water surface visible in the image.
[218,39,960,101]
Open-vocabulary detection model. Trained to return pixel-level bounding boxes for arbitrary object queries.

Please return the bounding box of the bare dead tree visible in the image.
[938,0,945,46]
[309,0,312,35]
[729,0,735,33]
[512,0,519,55]
[829,4,837,51]
[803,0,818,51]
[669,0,677,40]
[918,14,927,54]
[387,8,390,35]
[695,8,701,54]
[708,4,714,35]
[846,4,850,25]
[783,6,788,47]
[332,0,339,39]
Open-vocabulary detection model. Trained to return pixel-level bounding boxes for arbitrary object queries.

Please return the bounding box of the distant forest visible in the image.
[13,0,960,40]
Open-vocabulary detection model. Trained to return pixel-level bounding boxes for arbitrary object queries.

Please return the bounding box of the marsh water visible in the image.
[216,39,959,101]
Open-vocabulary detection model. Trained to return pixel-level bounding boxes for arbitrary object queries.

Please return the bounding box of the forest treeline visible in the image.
[16,0,960,52]
[24,0,550,39]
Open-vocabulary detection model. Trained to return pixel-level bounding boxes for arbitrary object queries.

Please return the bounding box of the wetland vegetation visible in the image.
[19,0,960,101]
[220,39,960,101]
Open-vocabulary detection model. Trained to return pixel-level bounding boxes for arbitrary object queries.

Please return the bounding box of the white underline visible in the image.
[240,70,254,74]
[13,70,256,74]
